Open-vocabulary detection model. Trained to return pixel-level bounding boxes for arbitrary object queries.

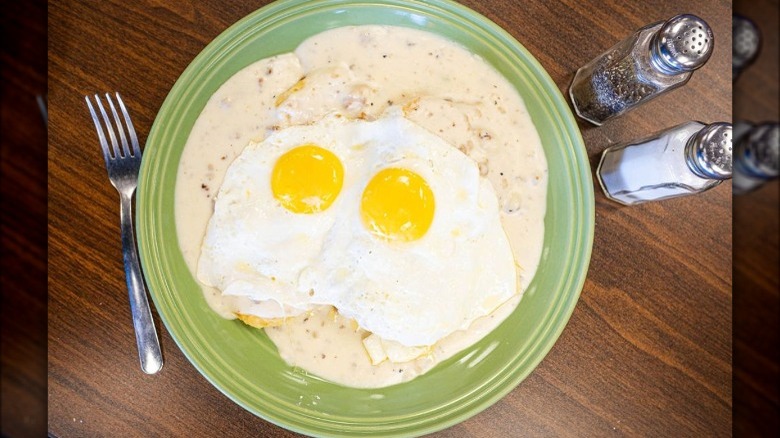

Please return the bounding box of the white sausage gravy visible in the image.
[175,26,547,388]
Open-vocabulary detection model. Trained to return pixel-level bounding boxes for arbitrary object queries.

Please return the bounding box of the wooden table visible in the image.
[1,1,47,437]
[733,0,780,436]
[46,1,737,436]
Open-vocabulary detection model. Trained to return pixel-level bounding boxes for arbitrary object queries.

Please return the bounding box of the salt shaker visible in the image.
[733,121,779,194]
[570,14,714,125]
[597,122,732,205]
[732,15,761,83]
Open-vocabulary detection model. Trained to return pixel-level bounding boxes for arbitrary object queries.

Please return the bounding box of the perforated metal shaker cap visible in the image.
[739,123,779,178]
[686,122,732,179]
[652,14,714,73]
[733,15,761,72]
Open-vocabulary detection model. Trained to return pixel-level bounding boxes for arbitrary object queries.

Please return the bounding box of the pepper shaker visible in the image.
[570,14,714,125]
[732,15,761,83]
[597,122,732,205]
[733,121,779,194]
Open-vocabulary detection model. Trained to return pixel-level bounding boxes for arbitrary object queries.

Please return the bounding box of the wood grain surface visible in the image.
[733,0,780,436]
[46,1,737,437]
[0,1,47,437]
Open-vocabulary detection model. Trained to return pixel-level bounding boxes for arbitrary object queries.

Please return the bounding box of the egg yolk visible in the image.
[271,145,344,214]
[361,167,435,242]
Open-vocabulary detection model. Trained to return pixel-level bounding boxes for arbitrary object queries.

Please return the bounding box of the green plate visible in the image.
[138,0,594,436]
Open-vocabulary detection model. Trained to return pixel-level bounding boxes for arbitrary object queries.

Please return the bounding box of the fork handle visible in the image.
[120,191,164,374]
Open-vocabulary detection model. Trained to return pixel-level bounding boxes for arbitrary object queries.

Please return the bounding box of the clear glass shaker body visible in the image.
[570,15,713,125]
[597,122,732,205]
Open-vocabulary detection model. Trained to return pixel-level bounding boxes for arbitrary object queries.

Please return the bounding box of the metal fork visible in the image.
[86,92,163,374]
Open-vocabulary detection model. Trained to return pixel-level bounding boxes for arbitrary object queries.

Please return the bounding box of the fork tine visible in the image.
[115,93,141,157]
[106,93,131,158]
[94,94,122,159]
[85,95,113,163]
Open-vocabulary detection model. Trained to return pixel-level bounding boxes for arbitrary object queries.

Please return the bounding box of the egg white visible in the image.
[198,111,517,346]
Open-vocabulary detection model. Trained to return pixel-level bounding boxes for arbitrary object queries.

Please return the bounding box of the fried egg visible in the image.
[197,111,517,348]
